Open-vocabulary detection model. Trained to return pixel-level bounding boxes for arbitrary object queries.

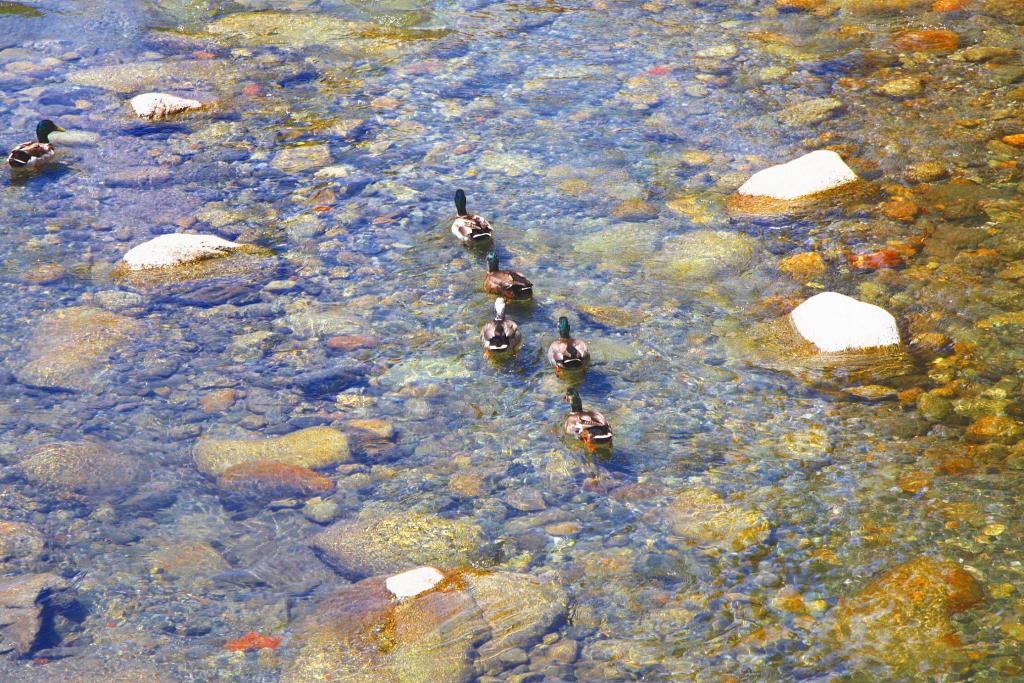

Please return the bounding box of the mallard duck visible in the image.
[8,120,64,170]
[548,316,590,376]
[451,189,493,244]
[563,388,612,451]
[480,297,521,357]
[484,251,533,300]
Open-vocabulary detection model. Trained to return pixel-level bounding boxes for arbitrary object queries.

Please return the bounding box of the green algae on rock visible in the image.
[647,230,755,282]
[311,510,486,578]
[14,306,141,391]
[666,486,770,552]
[193,426,351,477]
[19,441,144,497]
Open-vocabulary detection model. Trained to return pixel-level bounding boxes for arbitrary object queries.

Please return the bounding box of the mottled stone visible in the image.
[466,572,567,665]
[193,426,351,476]
[778,252,825,280]
[312,510,486,578]
[130,92,202,120]
[14,306,140,391]
[150,539,230,579]
[0,522,43,562]
[272,143,331,173]
[666,487,770,551]
[19,441,143,497]
[833,557,982,674]
[777,98,842,127]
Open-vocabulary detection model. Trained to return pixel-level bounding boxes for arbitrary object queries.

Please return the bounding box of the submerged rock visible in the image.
[666,487,770,552]
[129,92,203,120]
[649,230,756,282]
[0,522,44,562]
[311,510,486,578]
[0,573,68,660]
[14,306,141,391]
[216,462,336,499]
[728,150,861,217]
[19,441,144,497]
[193,426,351,477]
[832,557,983,674]
[119,233,242,271]
[284,570,565,683]
[68,59,230,93]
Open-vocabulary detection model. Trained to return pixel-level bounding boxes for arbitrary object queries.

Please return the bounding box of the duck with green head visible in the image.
[480,297,521,358]
[451,189,493,244]
[8,120,64,170]
[548,316,590,377]
[563,388,612,452]
[483,251,533,301]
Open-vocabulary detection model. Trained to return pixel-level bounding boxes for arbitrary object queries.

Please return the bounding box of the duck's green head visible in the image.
[564,388,583,412]
[36,120,64,143]
[557,316,571,339]
[454,189,468,216]
[486,251,499,273]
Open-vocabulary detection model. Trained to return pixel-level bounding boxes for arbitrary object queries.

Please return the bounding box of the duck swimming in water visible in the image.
[563,388,613,452]
[451,189,493,244]
[8,120,64,170]
[480,297,521,358]
[548,316,590,377]
[483,251,533,301]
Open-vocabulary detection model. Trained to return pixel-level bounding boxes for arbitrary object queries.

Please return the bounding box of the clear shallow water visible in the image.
[2,0,1024,680]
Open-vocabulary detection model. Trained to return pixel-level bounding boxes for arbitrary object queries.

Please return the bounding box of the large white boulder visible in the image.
[384,566,445,600]
[130,92,203,120]
[790,292,901,353]
[121,233,242,271]
[736,150,859,201]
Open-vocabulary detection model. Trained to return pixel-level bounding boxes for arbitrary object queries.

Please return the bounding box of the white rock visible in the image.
[121,234,241,271]
[384,566,445,600]
[130,92,203,120]
[48,130,101,146]
[736,150,858,201]
[790,292,900,353]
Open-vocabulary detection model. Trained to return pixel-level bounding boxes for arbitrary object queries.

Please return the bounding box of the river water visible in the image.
[2,0,1024,680]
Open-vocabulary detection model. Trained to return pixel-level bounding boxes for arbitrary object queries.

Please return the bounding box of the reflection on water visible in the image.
[2,0,1024,679]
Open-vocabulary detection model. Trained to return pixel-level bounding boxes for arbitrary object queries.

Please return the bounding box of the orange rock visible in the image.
[892,29,959,53]
[776,0,824,10]
[224,632,281,652]
[778,251,826,280]
[217,462,336,499]
[326,334,379,351]
[833,556,982,672]
[898,470,931,494]
[932,0,969,10]
[200,388,238,414]
[965,415,1024,444]
[1002,134,1024,147]
[882,197,919,222]
[848,248,903,270]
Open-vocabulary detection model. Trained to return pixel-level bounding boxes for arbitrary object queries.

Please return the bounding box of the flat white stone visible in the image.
[121,233,241,271]
[790,292,900,353]
[130,92,203,120]
[48,131,100,146]
[385,566,445,600]
[736,150,858,201]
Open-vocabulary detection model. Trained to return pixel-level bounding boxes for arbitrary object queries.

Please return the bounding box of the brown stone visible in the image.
[217,462,336,499]
[326,334,380,351]
[199,388,239,414]
[882,197,919,222]
[778,252,826,280]
[892,29,959,53]
[965,415,1024,444]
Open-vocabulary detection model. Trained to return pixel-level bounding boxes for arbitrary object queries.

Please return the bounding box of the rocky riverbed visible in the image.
[1,0,1024,680]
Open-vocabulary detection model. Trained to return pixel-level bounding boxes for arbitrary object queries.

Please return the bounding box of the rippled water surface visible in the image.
[3,0,1024,680]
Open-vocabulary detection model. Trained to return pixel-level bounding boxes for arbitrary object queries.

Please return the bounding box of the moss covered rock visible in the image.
[311,510,486,578]
[666,486,770,552]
